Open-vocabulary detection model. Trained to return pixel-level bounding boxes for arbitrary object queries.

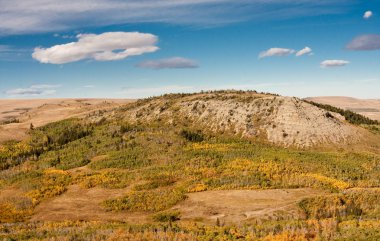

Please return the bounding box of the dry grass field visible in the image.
[30,184,141,222]
[306,96,380,121]
[0,99,134,143]
[173,188,325,225]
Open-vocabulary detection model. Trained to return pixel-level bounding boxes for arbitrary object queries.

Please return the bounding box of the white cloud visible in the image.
[32,32,159,64]
[346,34,380,51]
[320,60,349,68]
[5,84,60,96]
[136,57,198,69]
[259,48,295,58]
[363,11,373,19]
[296,47,313,56]
[0,0,356,35]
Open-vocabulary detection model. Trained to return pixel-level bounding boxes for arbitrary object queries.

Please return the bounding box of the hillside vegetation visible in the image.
[305,96,380,122]
[116,91,379,149]
[0,98,132,143]
[305,100,379,125]
[0,91,380,240]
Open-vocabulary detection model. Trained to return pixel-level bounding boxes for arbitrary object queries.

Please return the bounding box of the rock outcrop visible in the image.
[119,91,362,148]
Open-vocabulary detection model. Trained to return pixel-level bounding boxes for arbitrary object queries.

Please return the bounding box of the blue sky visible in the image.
[0,0,379,99]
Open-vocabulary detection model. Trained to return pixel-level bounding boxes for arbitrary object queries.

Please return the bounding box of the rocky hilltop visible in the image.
[115,91,365,148]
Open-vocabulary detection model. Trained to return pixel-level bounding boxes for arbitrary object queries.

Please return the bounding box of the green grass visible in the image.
[152,210,181,222]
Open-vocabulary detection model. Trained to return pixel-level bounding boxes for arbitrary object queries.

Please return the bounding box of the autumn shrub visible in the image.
[0,202,32,223]
[187,183,208,192]
[0,218,380,240]
[0,141,33,170]
[152,211,181,222]
[303,173,350,191]
[104,186,187,212]
[27,169,71,204]
[79,171,131,189]
[299,189,380,219]
[180,129,204,142]
[0,196,33,223]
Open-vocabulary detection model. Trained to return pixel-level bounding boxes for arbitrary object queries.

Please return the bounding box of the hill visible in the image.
[0,98,134,143]
[305,96,380,121]
[0,90,380,240]
[116,91,377,149]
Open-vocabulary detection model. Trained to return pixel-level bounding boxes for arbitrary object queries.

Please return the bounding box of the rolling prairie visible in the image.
[0,99,134,143]
[306,96,380,121]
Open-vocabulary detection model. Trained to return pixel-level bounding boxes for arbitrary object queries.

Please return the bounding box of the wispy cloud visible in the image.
[136,57,198,69]
[259,46,313,58]
[346,34,380,51]
[320,60,349,68]
[296,47,313,56]
[53,33,75,39]
[363,10,373,19]
[32,32,159,64]
[0,45,31,61]
[259,48,295,58]
[0,0,355,35]
[5,84,61,96]
[83,85,95,88]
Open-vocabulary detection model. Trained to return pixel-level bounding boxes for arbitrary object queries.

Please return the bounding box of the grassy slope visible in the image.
[1,93,380,240]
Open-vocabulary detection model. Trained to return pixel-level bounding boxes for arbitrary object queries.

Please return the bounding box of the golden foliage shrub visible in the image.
[27,169,71,204]
[0,196,33,223]
[304,173,350,190]
[79,171,129,189]
[104,186,187,212]
[299,189,380,219]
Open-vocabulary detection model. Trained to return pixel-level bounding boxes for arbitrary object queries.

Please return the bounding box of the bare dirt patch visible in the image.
[31,185,147,223]
[173,188,324,225]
